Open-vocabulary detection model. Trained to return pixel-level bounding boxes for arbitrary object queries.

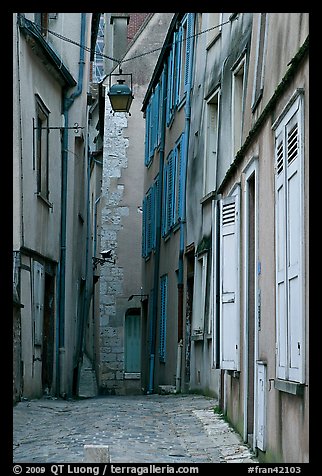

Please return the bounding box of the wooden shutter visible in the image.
[220,190,240,370]
[166,48,174,125]
[153,175,159,250]
[256,362,267,451]
[175,29,182,104]
[167,151,176,229]
[33,261,45,346]
[146,188,153,254]
[162,164,168,237]
[144,103,150,166]
[160,275,168,361]
[275,130,287,380]
[184,13,194,92]
[142,197,147,257]
[177,134,185,221]
[286,107,303,383]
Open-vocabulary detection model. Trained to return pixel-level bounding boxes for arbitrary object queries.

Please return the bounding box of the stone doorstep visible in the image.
[84,444,110,463]
[158,385,177,394]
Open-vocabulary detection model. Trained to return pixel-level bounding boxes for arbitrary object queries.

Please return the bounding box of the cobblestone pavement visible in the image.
[13,394,258,464]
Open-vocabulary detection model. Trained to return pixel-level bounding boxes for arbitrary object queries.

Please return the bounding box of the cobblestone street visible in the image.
[13,394,258,464]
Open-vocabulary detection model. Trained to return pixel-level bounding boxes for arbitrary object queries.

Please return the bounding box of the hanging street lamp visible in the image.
[107,72,134,113]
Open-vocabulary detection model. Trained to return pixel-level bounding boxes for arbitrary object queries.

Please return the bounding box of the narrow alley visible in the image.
[13,394,257,464]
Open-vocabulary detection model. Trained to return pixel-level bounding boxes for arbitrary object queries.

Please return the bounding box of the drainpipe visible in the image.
[79,104,92,378]
[176,13,195,394]
[147,62,168,394]
[93,194,102,259]
[58,13,87,398]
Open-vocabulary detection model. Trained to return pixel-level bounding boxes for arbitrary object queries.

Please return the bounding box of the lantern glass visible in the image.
[108,79,134,113]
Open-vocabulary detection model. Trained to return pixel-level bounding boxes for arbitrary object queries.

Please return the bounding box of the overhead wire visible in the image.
[31,14,238,67]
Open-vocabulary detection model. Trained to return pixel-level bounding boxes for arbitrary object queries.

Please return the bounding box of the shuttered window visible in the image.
[273,92,305,384]
[159,275,168,362]
[175,134,185,222]
[166,13,195,126]
[145,75,163,167]
[219,188,240,371]
[162,150,175,236]
[142,180,159,258]
[161,135,185,238]
[184,13,194,93]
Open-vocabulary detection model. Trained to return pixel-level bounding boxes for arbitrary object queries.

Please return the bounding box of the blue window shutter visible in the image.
[149,96,154,159]
[166,50,173,126]
[160,275,168,362]
[184,13,194,92]
[153,175,159,250]
[175,29,182,104]
[145,104,150,166]
[167,151,175,229]
[146,188,153,254]
[162,164,168,236]
[177,133,185,220]
[157,73,163,146]
[154,84,160,150]
[142,197,147,257]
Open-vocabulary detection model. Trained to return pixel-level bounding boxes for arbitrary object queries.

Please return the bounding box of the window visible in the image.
[192,253,208,334]
[252,13,268,111]
[273,91,305,384]
[166,13,194,125]
[35,96,50,201]
[174,134,185,222]
[159,275,168,362]
[232,55,246,158]
[142,187,154,258]
[144,73,163,167]
[162,135,185,237]
[162,150,176,236]
[206,13,223,48]
[204,88,220,196]
[179,13,194,100]
[142,176,159,258]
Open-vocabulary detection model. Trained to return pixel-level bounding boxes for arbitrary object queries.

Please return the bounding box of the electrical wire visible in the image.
[31,14,238,66]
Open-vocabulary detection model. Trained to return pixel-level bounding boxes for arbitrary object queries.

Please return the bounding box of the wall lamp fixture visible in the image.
[128,293,148,302]
[92,249,115,270]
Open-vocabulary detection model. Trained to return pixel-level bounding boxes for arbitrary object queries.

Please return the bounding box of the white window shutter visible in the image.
[220,189,240,370]
[33,261,45,346]
[275,131,288,380]
[286,108,304,383]
[256,362,267,451]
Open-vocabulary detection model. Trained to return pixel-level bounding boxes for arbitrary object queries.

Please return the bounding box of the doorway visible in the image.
[42,272,55,394]
[243,159,258,448]
[125,309,141,373]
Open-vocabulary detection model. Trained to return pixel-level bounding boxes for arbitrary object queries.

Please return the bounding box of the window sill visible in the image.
[191,332,204,341]
[36,192,53,209]
[206,32,221,51]
[274,379,306,396]
[227,370,240,378]
[200,190,216,204]
[124,372,140,380]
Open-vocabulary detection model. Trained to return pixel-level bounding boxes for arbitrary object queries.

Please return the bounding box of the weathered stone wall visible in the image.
[98,106,129,394]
